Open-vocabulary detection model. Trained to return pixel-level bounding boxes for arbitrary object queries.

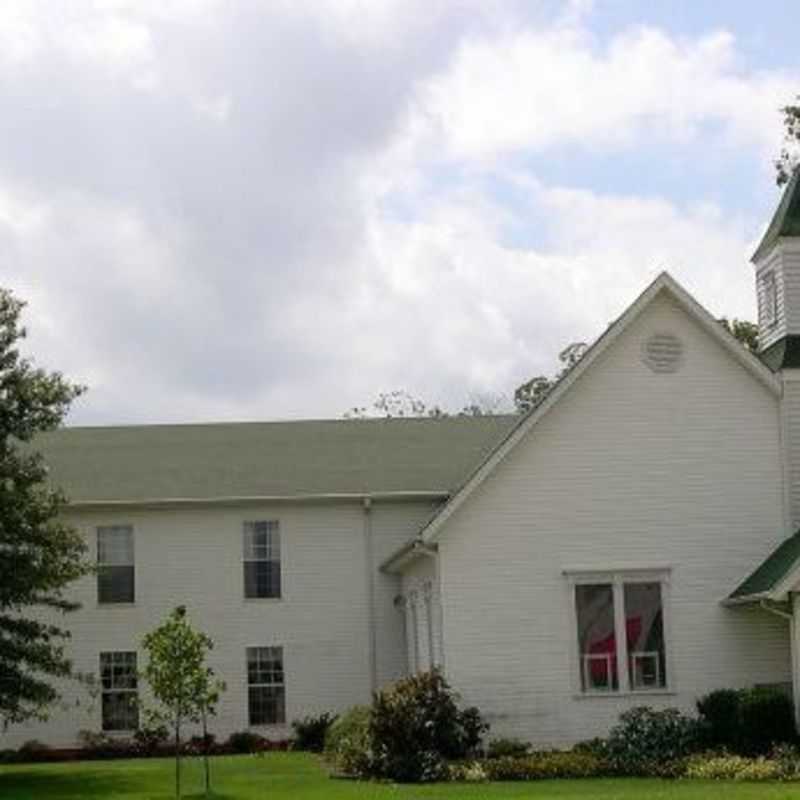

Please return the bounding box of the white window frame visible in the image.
[246,645,286,726]
[97,525,135,605]
[761,270,778,328]
[99,651,138,732]
[565,567,673,697]
[242,520,281,600]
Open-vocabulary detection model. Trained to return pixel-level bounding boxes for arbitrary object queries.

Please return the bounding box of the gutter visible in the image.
[64,490,450,511]
[760,599,793,621]
[380,538,438,574]
[721,592,771,608]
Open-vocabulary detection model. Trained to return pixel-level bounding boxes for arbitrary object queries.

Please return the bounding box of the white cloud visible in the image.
[407,25,797,163]
[0,3,791,424]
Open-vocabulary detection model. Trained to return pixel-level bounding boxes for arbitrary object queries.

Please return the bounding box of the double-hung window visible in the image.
[572,571,669,694]
[243,521,281,599]
[246,646,285,725]
[100,651,138,731]
[97,526,135,604]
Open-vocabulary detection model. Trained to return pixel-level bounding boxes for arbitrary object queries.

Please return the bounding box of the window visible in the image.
[243,521,281,599]
[761,271,777,328]
[100,651,138,731]
[247,646,285,725]
[576,583,618,691]
[97,526,134,604]
[573,574,668,694]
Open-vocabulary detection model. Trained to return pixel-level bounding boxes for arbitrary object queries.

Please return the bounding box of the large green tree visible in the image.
[0,288,86,728]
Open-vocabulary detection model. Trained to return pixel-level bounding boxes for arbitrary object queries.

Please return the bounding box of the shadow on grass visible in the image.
[0,768,147,800]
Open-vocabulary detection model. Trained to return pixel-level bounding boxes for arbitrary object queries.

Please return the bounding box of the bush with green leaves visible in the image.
[604,706,701,776]
[133,723,170,756]
[739,687,796,755]
[292,712,337,752]
[324,706,373,777]
[697,689,741,750]
[572,737,608,757]
[480,751,609,781]
[697,686,796,755]
[686,753,781,781]
[368,669,489,782]
[78,730,133,760]
[447,760,490,782]
[226,731,266,754]
[16,740,51,763]
[486,738,530,759]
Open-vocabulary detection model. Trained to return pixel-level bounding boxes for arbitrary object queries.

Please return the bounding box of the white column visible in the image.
[792,593,800,730]
[423,581,435,669]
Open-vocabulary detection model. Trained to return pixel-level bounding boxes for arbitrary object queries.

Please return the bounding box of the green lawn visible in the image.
[4,754,800,800]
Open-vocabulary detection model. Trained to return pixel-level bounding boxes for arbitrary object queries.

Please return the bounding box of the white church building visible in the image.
[7,177,800,749]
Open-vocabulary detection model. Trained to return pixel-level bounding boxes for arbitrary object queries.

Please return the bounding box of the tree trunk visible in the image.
[175,720,181,799]
[202,709,210,796]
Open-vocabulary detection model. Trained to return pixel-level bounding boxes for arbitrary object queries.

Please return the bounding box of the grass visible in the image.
[4,754,800,799]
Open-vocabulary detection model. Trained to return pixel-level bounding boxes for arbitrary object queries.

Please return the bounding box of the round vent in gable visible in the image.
[642,333,684,373]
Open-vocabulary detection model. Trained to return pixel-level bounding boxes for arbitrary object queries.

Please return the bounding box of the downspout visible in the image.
[363,496,377,693]
[412,541,444,670]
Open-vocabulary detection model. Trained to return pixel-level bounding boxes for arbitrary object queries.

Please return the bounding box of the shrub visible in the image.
[368,669,489,782]
[696,686,796,756]
[448,760,489,782]
[324,706,373,778]
[133,723,170,756]
[77,730,133,760]
[185,733,216,756]
[481,751,608,781]
[459,706,489,755]
[16,740,51,763]
[685,753,783,781]
[226,731,266,754]
[697,689,741,750]
[0,749,17,764]
[739,687,796,755]
[573,737,608,757]
[292,712,337,753]
[604,706,701,776]
[487,738,530,759]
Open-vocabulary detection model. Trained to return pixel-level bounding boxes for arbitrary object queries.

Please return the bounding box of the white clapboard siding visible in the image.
[3,499,436,748]
[435,291,790,747]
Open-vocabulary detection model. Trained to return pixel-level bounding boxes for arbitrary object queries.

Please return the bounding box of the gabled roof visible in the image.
[396,272,780,556]
[727,531,800,604]
[34,415,517,506]
[752,170,800,263]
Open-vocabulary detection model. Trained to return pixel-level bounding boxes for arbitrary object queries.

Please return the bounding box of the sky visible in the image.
[0,0,798,424]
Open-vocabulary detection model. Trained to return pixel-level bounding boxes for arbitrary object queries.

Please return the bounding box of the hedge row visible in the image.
[0,730,291,764]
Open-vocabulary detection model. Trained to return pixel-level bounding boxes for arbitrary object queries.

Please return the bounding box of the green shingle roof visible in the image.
[33,416,518,504]
[752,170,800,262]
[728,530,800,601]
